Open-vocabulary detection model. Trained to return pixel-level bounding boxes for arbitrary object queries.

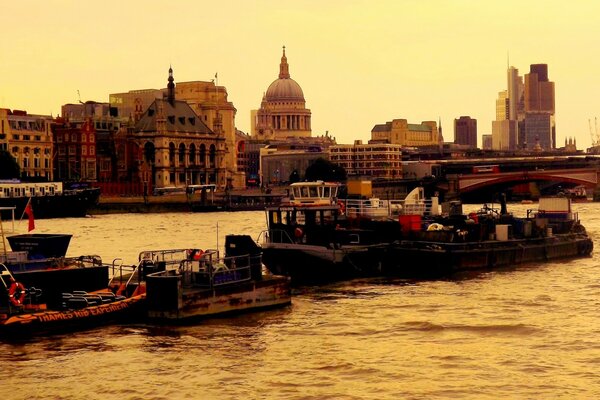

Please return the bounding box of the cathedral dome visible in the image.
[265,78,304,102]
[265,47,305,102]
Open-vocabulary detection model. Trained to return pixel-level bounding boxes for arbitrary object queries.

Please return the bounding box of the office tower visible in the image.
[454,116,477,148]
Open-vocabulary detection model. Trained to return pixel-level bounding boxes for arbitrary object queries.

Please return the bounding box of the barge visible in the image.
[385,196,593,277]
[259,181,593,284]
[145,235,291,321]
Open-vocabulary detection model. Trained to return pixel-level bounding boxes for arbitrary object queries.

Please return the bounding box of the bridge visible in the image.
[403,155,600,201]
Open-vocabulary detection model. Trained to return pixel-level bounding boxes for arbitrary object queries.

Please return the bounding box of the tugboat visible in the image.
[258,181,434,285]
[145,235,291,321]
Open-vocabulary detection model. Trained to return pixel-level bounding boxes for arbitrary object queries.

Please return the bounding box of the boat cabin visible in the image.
[288,181,339,206]
[0,181,63,198]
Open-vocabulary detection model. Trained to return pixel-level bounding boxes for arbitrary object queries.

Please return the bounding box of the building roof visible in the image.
[407,124,431,132]
[265,47,305,102]
[372,122,392,132]
[135,98,214,134]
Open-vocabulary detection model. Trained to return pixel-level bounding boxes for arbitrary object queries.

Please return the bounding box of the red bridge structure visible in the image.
[426,155,600,201]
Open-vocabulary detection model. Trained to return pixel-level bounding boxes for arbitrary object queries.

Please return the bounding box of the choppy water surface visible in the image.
[2,204,600,399]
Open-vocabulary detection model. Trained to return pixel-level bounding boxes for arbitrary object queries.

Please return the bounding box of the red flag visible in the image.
[24,200,35,232]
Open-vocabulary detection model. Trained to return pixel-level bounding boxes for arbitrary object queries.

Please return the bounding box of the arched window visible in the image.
[199,144,206,167]
[189,144,196,165]
[144,142,155,164]
[169,142,175,165]
[178,143,186,164]
[209,144,216,168]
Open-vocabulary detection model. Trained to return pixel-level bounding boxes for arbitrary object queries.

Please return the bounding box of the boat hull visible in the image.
[384,233,593,278]
[0,294,146,337]
[261,243,386,285]
[146,275,291,321]
[0,188,100,219]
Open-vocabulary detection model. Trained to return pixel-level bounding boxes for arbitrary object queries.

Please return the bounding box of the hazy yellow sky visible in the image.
[1,0,599,148]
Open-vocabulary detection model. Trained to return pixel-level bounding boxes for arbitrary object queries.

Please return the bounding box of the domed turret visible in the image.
[254,46,312,139]
[265,46,305,102]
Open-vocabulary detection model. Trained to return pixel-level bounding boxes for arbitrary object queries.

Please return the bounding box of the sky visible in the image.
[1,0,600,149]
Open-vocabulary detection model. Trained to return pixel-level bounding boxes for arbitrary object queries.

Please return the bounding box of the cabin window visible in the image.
[309,187,318,197]
[323,187,331,198]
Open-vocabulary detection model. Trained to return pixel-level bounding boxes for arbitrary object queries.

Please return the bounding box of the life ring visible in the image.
[294,227,304,238]
[337,200,346,215]
[8,281,26,307]
[193,249,204,260]
[187,249,204,260]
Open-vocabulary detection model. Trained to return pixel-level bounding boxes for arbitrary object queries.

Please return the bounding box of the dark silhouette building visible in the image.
[454,116,477,148]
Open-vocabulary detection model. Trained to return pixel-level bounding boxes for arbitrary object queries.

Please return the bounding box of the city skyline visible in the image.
[1,1,599,148]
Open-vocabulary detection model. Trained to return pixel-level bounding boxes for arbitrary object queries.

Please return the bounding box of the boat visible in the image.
[259,181,593,284]
[384,195,594,278]
[0,233,112,299]
[145,234,291,321]
[0,258,146,337]
[258,181,434,285]
[0,180,100,219]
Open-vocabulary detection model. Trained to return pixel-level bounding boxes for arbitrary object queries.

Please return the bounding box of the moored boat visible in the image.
[259,181,435,285]
[1,233,110,299]
[0,259,146,337]
[0,180,100,219]
[384,196,593,277]
[145,235,291,321]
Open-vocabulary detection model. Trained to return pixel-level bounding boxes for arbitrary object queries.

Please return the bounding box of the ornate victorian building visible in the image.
[1,108,54,180]
[253,47,312,140]
[133,68,225,190]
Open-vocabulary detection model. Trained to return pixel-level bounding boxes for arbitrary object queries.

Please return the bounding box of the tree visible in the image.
[0,150,20,179]
[289,169,300,184]
[305,158,347,182]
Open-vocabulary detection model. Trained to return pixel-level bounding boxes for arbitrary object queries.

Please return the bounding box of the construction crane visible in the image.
[589,117,600,147]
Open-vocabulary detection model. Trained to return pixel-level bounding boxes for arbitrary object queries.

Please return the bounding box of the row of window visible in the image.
[11,147,51,154]
[9,120,47,131]
[56,133,95,143]
[11,134,47,141]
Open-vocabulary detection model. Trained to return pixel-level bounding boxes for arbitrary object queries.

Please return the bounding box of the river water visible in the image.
[2,203,600,399]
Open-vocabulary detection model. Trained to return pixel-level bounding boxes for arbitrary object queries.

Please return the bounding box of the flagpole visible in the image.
[19,197,32,222]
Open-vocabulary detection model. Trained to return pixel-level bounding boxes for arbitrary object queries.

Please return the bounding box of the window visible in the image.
[90,134,94,142]
[90,146,95,155]
[82,146,87,155]
[82,133,87,142]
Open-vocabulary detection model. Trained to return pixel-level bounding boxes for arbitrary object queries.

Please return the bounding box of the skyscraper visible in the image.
[454,116,477,148]
[523,63,555,150]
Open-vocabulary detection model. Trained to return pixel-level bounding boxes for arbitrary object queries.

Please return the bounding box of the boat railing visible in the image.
[108,258,140,287]
[138,248,194,270]
[258,229,294,245]
[340,198,435,218]
[178,252,256,288]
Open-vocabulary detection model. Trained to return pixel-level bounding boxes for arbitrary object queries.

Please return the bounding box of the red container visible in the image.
[399,215,422,233]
